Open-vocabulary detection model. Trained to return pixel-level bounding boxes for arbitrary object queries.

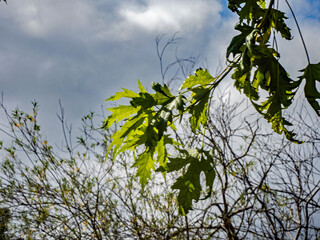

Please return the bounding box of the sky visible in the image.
[0,0,320,144]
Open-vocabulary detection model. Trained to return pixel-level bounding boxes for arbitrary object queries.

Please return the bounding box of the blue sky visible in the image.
[0,0,319,143]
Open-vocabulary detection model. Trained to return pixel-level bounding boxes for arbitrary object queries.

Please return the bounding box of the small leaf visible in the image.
[299,63,320,116]
[152,82,173,98]
[106,88,139,101]
[138,79,146,92]
[270,10,292,40]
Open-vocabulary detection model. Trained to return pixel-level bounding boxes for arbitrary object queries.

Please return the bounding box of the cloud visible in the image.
[119,0,222,33]
[94,0,223,42]
[0,0,319,145]
[1,0,117,43]
[6,1,91,38]
[284,0,320,21]
[2,0,223,42]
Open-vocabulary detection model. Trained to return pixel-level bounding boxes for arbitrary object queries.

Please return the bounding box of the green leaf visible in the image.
[200,151,216,200]
[138,79,146,92]
[155,136,166,167]
[154,94,185,139]
[270,10,292,40]
[299,63,320,116]
[227,24,254,59]
[189,87,210,132]
[238,0,264,23]
[152,82,174,98]
[239,47,252,73]
[107,114,146,158]
[172,160,202,215]
[157,150,194,173]
[232,42,302,142]
[130,92,157,109]
[132,150,155,189]
[106,88,139,101]
[144,121,159,148]
[104,105,140,128]
[152,86,174,106]
[171,149,215,215]
[232,68,259,100]
[252,47,301,111]
[158,148,215,215]
[260,9,292,41]
[245,29,259,54]
[180,68,215,90]
[240,44,301,142]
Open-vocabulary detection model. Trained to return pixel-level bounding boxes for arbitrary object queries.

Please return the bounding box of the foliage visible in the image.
[0,208,10,240]
[1,98,320,239]
[1,0,320,239]
[0,102,185,239]
[105,0,320,215]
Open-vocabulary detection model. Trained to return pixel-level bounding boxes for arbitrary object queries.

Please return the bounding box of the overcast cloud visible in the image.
[0,0,319,143]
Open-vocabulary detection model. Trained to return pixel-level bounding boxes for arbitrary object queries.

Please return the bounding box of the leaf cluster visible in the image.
[1,98,320,239]
[104,69,219,214]
[104,0,320,215]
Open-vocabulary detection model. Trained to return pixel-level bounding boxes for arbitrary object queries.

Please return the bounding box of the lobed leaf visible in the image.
[189,87,210,133]
[132,151,155,189]
[270,10,291,40]
[172,161,201,215]
[106,88,139,101]
[169,149,215,215]
[227,24,254,59]
[104,105,140,128]
[106,114,146,158]
[180,68,215,90]
[299,63,320,116]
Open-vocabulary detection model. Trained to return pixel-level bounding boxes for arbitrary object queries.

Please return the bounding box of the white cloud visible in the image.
[119,0,222,34]
[1,0,222,42]
[3,0,108,40]
[0,0,319,144]
[284,0,320,20]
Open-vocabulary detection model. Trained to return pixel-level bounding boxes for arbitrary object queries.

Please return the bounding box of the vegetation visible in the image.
[1,0,320,239]
[105,0,320,215]
[1,96,320,239]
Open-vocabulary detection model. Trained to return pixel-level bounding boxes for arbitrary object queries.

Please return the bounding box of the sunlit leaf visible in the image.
[180,68,215,90]
[106,88,139,101]
[104,105,140,128]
